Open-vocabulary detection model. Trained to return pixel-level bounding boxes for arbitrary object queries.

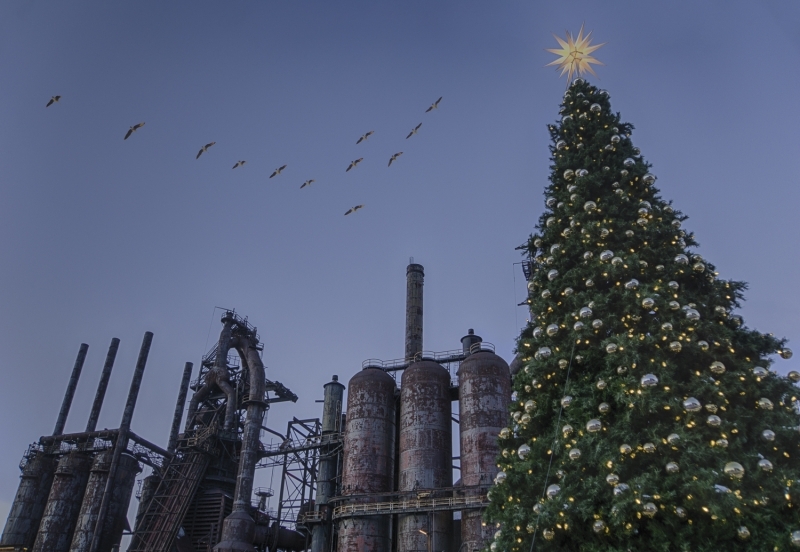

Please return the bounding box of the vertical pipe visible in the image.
[88,331,152,552]
[311,376,345,552]
[404,263,424,361]
[53,343,89,436]
[85,338,120,433]
[167,362,193,454]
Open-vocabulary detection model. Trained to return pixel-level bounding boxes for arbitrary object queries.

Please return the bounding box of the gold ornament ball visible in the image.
[598,402,610,413]
[724,462,745,479]
[675,507,687,519]
[710,361,726,375]
[562,424,574,437]
[642,503,657,518]
[666,462,680,474]
[642,297,655,309]
[758,458,773,472]
[641,373,659,387]
[499,427,511,439]
[737,526,750,540]
[518,444,531,459]
[543,529,555,541]
[573,321,585,331]
[561,396,573,408]
[792,530,800,547]
[753,366,768,377]
[569,448,582,460]
[546,324,559,336]
[758,398,774,410]
[620,444,632,454]
[494,471,507,484]
[524,400,536,413]
[762,429,776,441]
[669,341,682,353]
[667,433,680,445]
[706,415,721,427]
[781,348,793,359]
[520,413,531,425]
[643,443,656,453]
[592,520,606,533]
[698,340,710,351]
[716,438,729,448]
[606,343,619,354]
[788,370,800,382]
[606,473,619,486]
[558,359,569,369]
[586,419,602,433]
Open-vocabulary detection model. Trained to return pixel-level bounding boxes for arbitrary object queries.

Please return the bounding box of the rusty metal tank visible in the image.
[133,473,160,532]
[32,451,93,552]
[457,347,511,552]
[70,451,141,552]
[0,452,56,549]
[337,367,397,552]
[398,360,452,552]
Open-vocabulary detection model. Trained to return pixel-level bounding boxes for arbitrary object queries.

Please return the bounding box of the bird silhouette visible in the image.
[346,158,363,172]
[406,123,422,139]
[46,96,61,108]
[356,131,374,144]
[388,152,403,167]
[232,160,246,169]
[270,165,287,178]
[425,97,442,112]
[124,122,145,140]
[196,142,216,159]
[344,205,364,216]
[300,179,315,189]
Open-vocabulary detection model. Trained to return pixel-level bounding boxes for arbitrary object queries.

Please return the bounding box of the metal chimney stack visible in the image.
[405,261,424,361]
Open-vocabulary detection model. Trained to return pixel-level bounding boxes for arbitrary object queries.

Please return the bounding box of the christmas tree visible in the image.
[484,77,798,552]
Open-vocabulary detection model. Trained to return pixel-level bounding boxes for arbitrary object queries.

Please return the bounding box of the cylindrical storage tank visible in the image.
[398,360,452,552]
[458,351,511,552]
[69,451,140,552]
[32,452,93,552]
[337,367,397,552]
[133,473,160,532]
[0,453,57,549]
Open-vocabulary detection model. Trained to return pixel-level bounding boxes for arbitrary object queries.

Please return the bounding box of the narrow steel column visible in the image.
[88,331,152,552]
[404,262,424,361]
[53,343,89,436]
[167,362,193,454]
[311,376,345,552]
[85,338,120,433]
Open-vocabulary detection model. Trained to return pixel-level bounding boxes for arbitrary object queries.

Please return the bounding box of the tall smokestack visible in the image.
[53,343,89,436]
[85,338,120,433]
[167,362,193,454]
[405,260,424,361]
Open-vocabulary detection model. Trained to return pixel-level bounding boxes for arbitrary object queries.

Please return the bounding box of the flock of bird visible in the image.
[46,94,444,216]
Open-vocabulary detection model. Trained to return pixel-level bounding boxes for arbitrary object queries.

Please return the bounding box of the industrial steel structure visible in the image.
[1,262,510,551]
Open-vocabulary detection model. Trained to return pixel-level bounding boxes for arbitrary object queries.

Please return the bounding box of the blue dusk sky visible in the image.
[1,1,799,530]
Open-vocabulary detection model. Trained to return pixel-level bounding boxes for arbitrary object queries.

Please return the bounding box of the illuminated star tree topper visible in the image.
[546,24,605,86]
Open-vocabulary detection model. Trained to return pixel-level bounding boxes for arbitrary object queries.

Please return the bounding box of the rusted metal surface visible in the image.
[54,344,89,436]
[215,313,267,552]
[88,331,152,552]
[167,362,193,454]
[457,351,511,552]
[85,339,119,433]
[405,263,424,361]
[0,453,56,549]
[70,451,140,552]
[31,452,93,552]
[337,367,397,552]
[311,376,345,552]
[398,360,452,552]
[132,474,159,532]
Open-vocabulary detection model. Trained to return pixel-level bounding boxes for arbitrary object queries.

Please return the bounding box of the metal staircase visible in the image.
[127,429,217,552]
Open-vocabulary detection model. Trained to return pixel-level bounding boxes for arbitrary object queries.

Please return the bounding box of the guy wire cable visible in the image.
[528,339,577,552]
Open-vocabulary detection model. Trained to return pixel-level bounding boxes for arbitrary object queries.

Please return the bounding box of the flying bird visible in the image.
[300,179,315,189]
[270,165,287,178]
[346,158,363,172]
[344,205,364,216]
[388,152,403,167]
[46,96,61,107]
[124,122,145,140]
[425,97,442,112]
[196,142,216,159]
[232,160,246,169]
[356,131,374,144]
[406,123,422,139]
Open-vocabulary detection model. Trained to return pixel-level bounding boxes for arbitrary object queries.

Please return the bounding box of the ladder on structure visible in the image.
[128,431,217,552]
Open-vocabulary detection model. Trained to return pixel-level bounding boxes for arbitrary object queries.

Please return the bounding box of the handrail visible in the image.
[333,494,489,519]
[361,343,495,371]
